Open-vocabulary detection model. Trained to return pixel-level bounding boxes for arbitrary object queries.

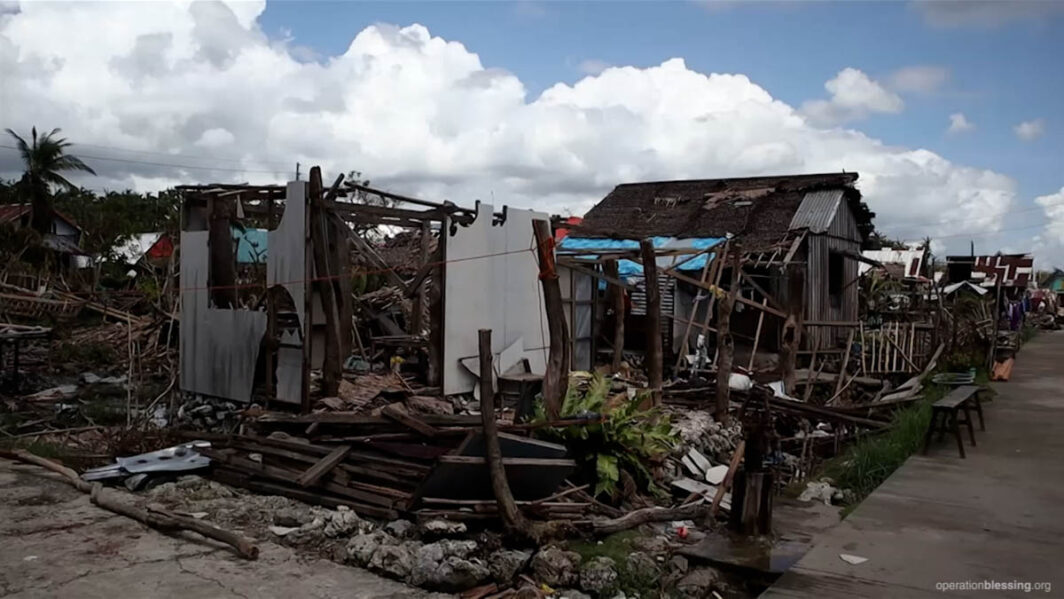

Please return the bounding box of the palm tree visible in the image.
[5,127,96,234]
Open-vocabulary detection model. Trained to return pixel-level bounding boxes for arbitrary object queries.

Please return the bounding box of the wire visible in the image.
[0,144,288,175]
[73,142,293,169]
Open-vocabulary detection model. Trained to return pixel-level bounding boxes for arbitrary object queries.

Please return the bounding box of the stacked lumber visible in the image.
[197,411,584,523]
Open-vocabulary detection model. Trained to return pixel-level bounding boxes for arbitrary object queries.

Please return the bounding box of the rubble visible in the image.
[489,549,532,583]
[578,556,618,594]
[531,545,582,588]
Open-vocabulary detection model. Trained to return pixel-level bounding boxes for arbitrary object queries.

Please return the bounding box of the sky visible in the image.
[1,0,1063,265]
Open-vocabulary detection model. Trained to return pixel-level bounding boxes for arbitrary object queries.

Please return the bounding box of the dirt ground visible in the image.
[0,460,449,599]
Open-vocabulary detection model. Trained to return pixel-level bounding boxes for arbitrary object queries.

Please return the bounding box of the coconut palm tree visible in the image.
[5,127,96,234]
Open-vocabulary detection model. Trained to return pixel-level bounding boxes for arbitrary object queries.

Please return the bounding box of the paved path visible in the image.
[762,331,1064,598]
[0,460,442,598]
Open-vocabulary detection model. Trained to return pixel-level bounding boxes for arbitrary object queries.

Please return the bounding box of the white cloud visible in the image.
[577,59,611,76]
[196,127,236,147]
[1014,118,1045,141]
[1033,187,1064,266]
[0,3,1020,258]
[888,65,949,93]
[947,112,974,134]
[801,68,904,126]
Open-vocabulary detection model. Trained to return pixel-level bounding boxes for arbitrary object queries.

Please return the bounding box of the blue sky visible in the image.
[261,0,1063,244]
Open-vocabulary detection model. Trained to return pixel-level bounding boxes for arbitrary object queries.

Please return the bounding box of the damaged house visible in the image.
[557,173,876,377]
[176,169,550,410]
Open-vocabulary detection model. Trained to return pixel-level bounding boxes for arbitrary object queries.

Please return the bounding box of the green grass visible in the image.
[568,530,661,595]
[821,399,934,503]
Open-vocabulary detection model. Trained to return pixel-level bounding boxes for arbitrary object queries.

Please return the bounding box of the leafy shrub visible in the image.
[535,373,677,499]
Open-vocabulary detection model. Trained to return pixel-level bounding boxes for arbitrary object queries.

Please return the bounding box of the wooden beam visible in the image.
[479,328,527,535]
[308,167,343,398]
[381,404,439,437]
[641,239,663,406]
[296,444,352,488]
[715,246,740,423]
[667,268,787,319]
[533,220,569,419]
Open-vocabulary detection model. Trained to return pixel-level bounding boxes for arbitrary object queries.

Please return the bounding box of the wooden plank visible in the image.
[381,404,439,437]
[667,268,788,318]
[835,329,855,395]
[296,444,352,488]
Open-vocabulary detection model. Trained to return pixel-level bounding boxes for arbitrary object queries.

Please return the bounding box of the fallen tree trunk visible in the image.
[582,503,708,536]
[4,449,259,560]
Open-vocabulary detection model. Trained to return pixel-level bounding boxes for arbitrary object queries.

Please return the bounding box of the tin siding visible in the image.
[805,200,861,348]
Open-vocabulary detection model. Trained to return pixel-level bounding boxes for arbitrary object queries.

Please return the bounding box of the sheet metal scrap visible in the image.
[82,441,212,481]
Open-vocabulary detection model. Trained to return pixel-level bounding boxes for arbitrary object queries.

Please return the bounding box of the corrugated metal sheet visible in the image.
[805,196,861,348]
[789,189,844,234]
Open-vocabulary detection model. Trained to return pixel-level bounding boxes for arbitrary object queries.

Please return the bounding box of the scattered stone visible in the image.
[273,507,313,528]
[369,543,416,579]
[420,518,468,536]
[630,535,671,554]
[489,549,532,583]
[532,545,582,588]
[675,568,720,598]
[433,556,490,589]
[625,552,660,582]
[798,481,836,505]
[322,505,369,537]
[384,519,416,539]
[268,525,301,537]
[667,555,689,575]
[346,531,396,566]
[579,556,618,594]
[555,590,592,599]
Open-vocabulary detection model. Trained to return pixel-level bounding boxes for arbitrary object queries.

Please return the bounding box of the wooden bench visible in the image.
[923,385,985,458]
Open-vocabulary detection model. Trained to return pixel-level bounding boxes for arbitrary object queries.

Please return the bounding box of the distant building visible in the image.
[945,253,1034,292]
[0,204,83,256]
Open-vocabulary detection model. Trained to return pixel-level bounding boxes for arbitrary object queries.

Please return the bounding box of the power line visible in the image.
[73,142,293,169]
[0,144,286,175]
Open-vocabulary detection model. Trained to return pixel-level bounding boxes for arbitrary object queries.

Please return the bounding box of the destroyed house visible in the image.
[946,253,1034,292]
[560,173,874,361]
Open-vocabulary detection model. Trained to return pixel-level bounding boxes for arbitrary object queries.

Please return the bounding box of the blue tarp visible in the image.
[232,227,268,264]
[558,236,726,278]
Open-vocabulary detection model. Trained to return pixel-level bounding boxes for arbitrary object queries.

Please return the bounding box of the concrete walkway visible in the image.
[762,331,1064,598]
[0,460,442,598]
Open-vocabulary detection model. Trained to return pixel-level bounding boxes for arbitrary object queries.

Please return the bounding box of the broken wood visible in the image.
[584,503,708,536]
[640,239,663,405]
[532,219,569,419]
[710,440,744,517]
[479,329,527,535]
[4,450,259,560]
[381,404,439,438]
[296,444,352,488]
[835,329,855,395]
[715,246,740,423]
[781,263,804,395]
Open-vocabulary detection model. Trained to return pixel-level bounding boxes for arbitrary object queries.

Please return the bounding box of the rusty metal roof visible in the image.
[789,189,844,234]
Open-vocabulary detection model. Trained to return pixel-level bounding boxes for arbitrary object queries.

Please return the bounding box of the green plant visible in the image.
[534,373,677,499]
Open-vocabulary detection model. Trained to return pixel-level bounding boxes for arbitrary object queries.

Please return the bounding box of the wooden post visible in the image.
[603,260,625,373]
[715,247,740,423]
[427,215,448,387]
[308,167,343,398]
[410,220,431,337]
[532,220,569,420]
[207,196,238,309]
[265,196,277,402]
[781,263,805,396]
[640,239,663,406]
[747,297,767,371]
[835,328,855,396]
[478,329,526,534]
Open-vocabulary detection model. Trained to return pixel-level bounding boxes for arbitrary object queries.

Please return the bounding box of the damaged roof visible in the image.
[573,172,872,251]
